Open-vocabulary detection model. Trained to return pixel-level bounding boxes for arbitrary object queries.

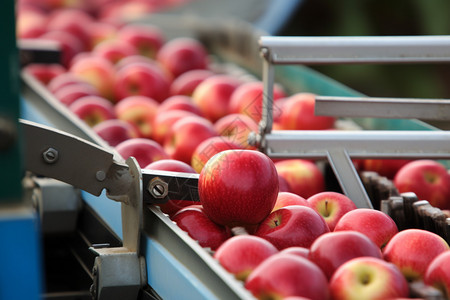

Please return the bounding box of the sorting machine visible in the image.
[2,2,450,299]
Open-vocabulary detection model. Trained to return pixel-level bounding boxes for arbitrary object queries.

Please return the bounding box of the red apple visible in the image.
[329,257,409,300]
[383,229,449,281]
[117,24,165,59]
[394,159,450,210]
[163,116,218,165]
[308,230,383,279]
[93,119,138,147]
[361,159,412,179]
[279,247,310,259]
[157,95,203,116]
[16,6,47,39]
[114,61,171,103]
[307,191,357,231]
[39,30,85,67]
[272,192,309,212]
[92,39,138,65]
[151,110,198,145]
[114,95,159,139]
[88,21,118,50]
[255,205,329,250]
[228,80,286,123]
[68,95,115,127]
[70,55,117,101]
[191,136,243,174]
[47,72,93,94]
[334,208,399,248]
[191,74,242,122]
[156,37,209,78]
[275,159,325,198]
[23,63,66,85]
[278,175,292,193]
[115,55,160,71]
[46,8,94,50]
[213,235,278,280]
[245,253,329,300]
[424,250,450,297]
[213,113,258,149]
[144,159,198,216]
[199,149,279,227]
[171,205,231,251]
[169,69,215,96]
[53,82,99,106]
[278,93,336,130]
[115,138,169,168]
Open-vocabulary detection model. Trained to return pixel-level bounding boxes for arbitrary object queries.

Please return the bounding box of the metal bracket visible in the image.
[90,157,146,300]
[257,35,450,208]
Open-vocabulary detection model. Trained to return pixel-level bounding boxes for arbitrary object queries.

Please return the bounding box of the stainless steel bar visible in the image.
[259,35,450,64]
[326,148,372,208]
[264,130,450,159]
[315,96,450,120]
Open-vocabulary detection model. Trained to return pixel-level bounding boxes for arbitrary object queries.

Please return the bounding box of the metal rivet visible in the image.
[147,177,168,199]
[42,147,58,164]
[96,171,106,182]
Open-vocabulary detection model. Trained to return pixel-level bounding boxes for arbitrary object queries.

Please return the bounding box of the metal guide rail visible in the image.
[256,35,450,209]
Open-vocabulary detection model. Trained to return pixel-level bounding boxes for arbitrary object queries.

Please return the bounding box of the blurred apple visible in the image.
[93,119,138,147]
[245,253,329,300]
[199,149,278,227]
[228,80,286,123]
[114,95,159,139]
[46,8,94,50]
[334,208,399,248]
[23,63,66,85]
[115,138,169,168]
[278,93,336,130]
[88,21,118,49]
[255,205,329,250]
[68,95,115,127]
[92,39,138,65]
[144,159,198,216]
[275,159,325,198]
[156,37,209,78]
[383,229,449,281]
[47,72,93,94]
[53,82,99,106]
[170,69,215,96]
[39,30,84,67]
[163,115,218,165]
[361,159,412,179]
[117,24,165,59]
[151,110,198,145]
[394,159,450,210]
[157,95,203,116]
[307,191,357,231]
[16,5,47,39]
[191,136,243,173]
[424,250,450,298]
[70,55,116,101]
[114,61,171,103]
[213,235,278,280]
[213,113,258,149]
[329,257,409,300]
[272,192,309,212]
[192,74,242,122]
[308,230,383,279]
[171,205,231,251]
[278,175,292,193]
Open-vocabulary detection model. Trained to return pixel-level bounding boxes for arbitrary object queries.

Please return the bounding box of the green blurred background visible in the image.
[279,0,450,99]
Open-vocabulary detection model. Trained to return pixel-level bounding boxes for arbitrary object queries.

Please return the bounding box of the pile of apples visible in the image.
[18,2,450,299]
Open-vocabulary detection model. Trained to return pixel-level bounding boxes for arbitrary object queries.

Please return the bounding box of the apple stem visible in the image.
[231,226,249,236]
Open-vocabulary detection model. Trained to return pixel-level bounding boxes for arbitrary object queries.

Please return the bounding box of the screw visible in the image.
[147,177,168,199]
[42,147,58,164]
[96,170,106,182]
